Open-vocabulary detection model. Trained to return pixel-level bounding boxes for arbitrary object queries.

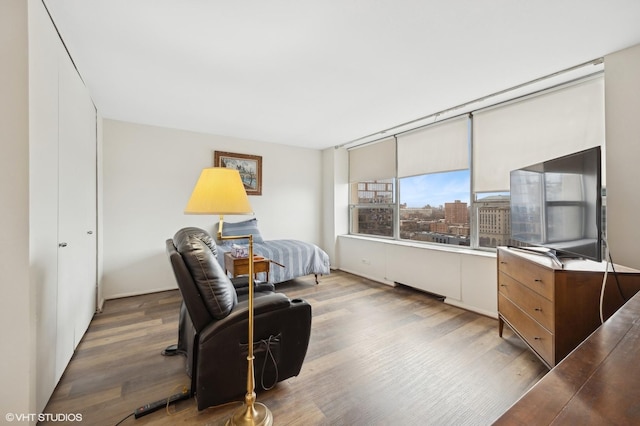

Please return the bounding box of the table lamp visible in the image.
[184,167,273,426]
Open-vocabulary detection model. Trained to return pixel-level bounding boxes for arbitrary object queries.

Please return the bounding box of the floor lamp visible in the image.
[184,167,273,426]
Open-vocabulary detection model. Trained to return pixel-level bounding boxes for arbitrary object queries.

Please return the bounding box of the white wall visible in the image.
[338,236,498,317]
[605,44,640,270]
[0,0,33,417]
[102,119,325,298]
[321,146,349,265]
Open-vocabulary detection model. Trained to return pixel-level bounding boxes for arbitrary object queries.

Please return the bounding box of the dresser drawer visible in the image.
[498,272,554,332]
[498,249,555,300]
[499,293,554,364]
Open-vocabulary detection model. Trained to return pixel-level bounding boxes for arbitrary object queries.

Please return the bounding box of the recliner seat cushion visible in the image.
[175,232,237,319]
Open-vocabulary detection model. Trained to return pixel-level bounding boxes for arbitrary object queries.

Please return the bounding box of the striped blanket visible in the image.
[217,239,330,284]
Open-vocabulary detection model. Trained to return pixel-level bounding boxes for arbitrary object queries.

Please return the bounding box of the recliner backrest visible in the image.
[173,227,218,257]
[167,239,212,332]
[173,229,238,321]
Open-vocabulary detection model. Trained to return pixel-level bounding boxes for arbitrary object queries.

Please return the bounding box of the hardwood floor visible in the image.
[42,271,547,425]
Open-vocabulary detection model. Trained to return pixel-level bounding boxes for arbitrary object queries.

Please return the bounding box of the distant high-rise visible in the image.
[477,195,511,248]
[445,200,468,224]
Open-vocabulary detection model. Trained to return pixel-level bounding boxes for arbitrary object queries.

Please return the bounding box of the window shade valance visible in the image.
[397,115,469,178]
[349,136,396,182]
[473,75,604,192]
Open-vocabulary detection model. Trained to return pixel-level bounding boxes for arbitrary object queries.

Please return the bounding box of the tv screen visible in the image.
[510,146,602,262]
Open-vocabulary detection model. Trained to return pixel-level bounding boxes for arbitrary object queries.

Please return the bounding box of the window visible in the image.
[399,170,470,246]
[349,179,395,237]
[346,75,604,251]
[470,76,604,250]
[348,116,469,243]
[396,116,470,247]
[348,137,396,238]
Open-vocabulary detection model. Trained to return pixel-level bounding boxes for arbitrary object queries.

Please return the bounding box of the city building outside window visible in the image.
[475,192,513,249]
[399,170,471,246]
[349,179,395,238]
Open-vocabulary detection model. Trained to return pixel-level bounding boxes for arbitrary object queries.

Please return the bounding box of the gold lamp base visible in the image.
[225,402,273,426]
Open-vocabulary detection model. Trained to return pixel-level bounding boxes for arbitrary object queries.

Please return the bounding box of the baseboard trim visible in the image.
[105,285,178,301]
[444,297,498,319]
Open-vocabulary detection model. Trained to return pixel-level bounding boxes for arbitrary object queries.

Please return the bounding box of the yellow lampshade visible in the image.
[184,167,253,215]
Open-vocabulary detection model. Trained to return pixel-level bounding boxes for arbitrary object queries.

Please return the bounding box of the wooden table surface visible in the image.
[494,289,640,425]
[224,252,270,280]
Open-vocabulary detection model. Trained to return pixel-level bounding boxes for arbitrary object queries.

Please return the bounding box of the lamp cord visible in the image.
[259,335,279,391]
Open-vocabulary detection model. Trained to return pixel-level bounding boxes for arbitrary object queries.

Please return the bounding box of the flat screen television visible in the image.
[510,146,602,263]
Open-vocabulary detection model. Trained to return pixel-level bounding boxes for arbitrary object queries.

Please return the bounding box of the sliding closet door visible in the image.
[29,0,60,407]
[55,42,97,381]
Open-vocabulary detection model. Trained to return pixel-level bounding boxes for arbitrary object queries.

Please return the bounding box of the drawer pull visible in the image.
[534,279,543,282]
[500,261,507,264]
[534,337,542,341]
[534,307,542,312]
[500,284,507,287]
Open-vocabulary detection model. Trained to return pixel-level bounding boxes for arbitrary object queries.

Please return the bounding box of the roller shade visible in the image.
[473,75,604,192]
[349,136,396,182]
[397,116,469,178]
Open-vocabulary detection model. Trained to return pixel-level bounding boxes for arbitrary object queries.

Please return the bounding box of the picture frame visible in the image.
[214,151,262,195]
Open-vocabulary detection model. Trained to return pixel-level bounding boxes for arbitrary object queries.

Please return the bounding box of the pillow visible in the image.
[216,218,264,245]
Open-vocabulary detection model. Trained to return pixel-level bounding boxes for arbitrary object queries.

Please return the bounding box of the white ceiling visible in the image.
[44,0,640,150]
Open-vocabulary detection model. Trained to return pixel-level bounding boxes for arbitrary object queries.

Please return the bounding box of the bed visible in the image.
[215,218,330,284]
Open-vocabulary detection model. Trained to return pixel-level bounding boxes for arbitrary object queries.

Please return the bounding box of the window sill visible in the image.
[339,234,496,259]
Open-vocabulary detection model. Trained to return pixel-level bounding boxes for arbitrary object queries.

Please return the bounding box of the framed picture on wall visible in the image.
[214,151,262,195]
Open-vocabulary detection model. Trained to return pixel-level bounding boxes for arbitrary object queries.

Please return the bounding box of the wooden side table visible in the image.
[224,252,270,282]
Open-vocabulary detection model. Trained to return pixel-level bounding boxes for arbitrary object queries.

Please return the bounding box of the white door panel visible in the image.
[56,43,96,380]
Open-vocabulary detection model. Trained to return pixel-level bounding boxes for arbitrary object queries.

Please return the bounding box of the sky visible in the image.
[399,169,471,208]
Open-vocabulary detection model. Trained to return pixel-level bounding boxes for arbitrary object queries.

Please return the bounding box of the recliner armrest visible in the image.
[200,293,292,343]
[231,277,275,295]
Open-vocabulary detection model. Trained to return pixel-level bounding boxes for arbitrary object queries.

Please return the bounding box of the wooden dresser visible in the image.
[494,289,640,425]
[497,246,640,368]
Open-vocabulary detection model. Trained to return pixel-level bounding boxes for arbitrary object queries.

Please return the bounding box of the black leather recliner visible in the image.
[166,227,312,410]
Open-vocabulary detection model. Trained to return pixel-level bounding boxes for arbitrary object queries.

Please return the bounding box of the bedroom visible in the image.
[3,0,640,421]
